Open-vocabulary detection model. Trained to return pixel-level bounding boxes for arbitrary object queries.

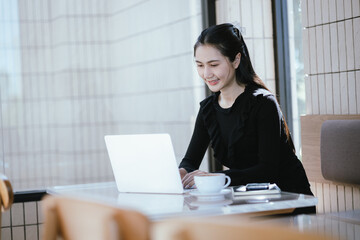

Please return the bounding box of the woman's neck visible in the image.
[218,84,245,108]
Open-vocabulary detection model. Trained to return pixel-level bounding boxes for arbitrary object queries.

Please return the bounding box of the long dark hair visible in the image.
[194,23,294,148]
[194,23,268,90]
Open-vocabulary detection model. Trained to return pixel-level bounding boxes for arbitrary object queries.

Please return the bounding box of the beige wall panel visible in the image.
[348,72,357,114]
[316,26,324,73]
[264,39,275,80]
[215,0,226,23]
[329,23,339,72]
[344,0,352,18]
[228,0,240,20]
[340,72,349,114]
[301,0,308,27]
[345,20,355,70]
[305,76,313,114]
[332,73,341,114]
[353,187,360,210]
[240,0,253,37]
[322,0,330,23]
[354,18,360,69]
[338,185,346,212]
[309,27,317,74]
[318,75,326,114]
[316,182,324,213]
[311,75,320,114]
[323,183,331,212]
[337,22,347,72]
[324,74,334,114]
[345,186,354,211]
[262,0,273,37]
[329,0,337,22]
[330,184,338,212]
[251,0,263,38]
[322,25,331,73]
[314,0,322,25]
[307,0,315,27]
[354,0,360,17]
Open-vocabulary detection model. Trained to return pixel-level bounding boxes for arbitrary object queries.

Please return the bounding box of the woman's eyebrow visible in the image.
[195,59,220,63]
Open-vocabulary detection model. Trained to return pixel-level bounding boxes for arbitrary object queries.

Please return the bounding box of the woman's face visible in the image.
[195,44,240,93]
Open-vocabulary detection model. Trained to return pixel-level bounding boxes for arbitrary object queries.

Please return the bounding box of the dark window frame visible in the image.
[272,0,293,134]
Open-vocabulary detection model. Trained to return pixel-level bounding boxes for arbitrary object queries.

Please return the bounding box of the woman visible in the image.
[179,23,313,198]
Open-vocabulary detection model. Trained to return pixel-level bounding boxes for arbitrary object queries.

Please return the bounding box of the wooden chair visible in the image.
[152,218,334,240]
[41,195,151,240]
[0,174,14,239]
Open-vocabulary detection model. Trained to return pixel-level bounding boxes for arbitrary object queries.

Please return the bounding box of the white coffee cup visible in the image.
[194,173,231,194]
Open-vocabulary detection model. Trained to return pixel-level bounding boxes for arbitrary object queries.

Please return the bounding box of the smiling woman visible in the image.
[179,24,314,213]
[195,45,240,105]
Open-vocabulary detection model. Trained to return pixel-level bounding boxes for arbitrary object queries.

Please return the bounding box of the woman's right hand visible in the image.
[179,168,187,180]
[181,169,209,189]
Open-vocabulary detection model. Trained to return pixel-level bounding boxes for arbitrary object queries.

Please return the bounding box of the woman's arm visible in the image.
[179,109,211,172]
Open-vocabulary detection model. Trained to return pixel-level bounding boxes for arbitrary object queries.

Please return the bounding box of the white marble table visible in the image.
[47,182,318,221]
[253,212,360,240]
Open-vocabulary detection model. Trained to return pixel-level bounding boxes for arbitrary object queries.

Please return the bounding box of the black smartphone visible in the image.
[245,183,270,191]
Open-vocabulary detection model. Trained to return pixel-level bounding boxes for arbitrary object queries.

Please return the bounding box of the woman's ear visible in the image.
[233,52,241,69]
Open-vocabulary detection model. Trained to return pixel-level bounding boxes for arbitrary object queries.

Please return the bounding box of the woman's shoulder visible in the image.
[199,92,219,107]
[250,87,277,104]
[245,86,281,115]
[252,87,272,98]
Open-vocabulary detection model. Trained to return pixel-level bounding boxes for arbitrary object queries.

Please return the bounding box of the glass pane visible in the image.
[0,0,204,190]
[287,0,305,158]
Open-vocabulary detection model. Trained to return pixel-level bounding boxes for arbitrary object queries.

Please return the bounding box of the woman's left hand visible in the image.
[182,170,209,189]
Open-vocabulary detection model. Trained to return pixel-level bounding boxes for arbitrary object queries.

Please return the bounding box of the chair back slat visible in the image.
[42,195,150,240]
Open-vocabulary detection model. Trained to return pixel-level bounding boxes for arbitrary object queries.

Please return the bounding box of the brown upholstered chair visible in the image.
[41,195,151,240]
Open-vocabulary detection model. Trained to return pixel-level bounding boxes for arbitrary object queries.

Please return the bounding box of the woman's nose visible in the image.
[203,66,213,78]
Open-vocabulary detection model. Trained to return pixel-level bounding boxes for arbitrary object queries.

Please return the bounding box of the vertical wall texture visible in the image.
[302,0,360,115]
[215,0,276,94]
[301,0,360,214]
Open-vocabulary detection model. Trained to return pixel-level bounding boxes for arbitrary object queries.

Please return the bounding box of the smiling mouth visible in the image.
[207,79,219,86]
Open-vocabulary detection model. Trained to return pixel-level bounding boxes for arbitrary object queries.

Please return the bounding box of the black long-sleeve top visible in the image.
[179,85,312,195]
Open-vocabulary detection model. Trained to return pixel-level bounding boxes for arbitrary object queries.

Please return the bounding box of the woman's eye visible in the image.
[210,64,218,67]
[197,65,203,68]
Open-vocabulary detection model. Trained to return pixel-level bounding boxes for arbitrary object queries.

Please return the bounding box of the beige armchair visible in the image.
[41,195,151,240]
[0,173,14,239]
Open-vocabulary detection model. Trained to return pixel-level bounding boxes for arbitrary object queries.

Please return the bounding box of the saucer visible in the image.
[189,189,232,201]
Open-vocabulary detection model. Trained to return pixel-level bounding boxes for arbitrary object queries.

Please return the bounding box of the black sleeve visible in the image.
[179,108,210,173]
[218,97,283,185]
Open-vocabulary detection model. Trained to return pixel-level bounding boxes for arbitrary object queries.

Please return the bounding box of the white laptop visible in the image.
[104,133,185,194]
